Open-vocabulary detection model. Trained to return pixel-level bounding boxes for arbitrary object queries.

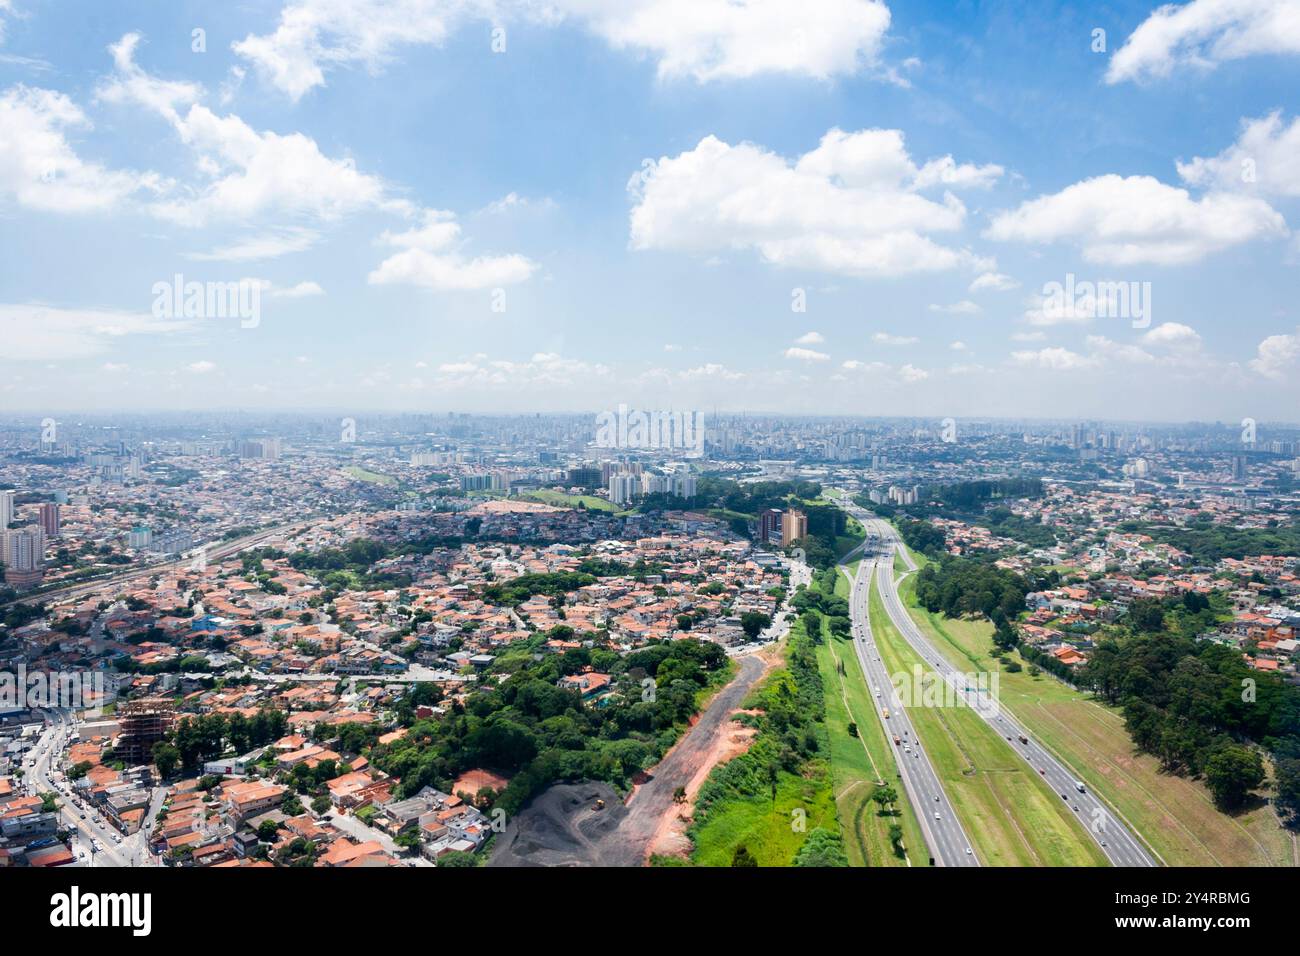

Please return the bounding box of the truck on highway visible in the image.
[892,735,901,746]
[1074,781,1086,793]
[1017,734,1029,745]
[882,707,890,719]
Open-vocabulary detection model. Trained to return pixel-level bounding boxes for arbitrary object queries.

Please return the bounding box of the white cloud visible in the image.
[1178,112,1300,197]
[629,129,996,278]
[0,84,162,213]
[97,33,203,117]
[1009,347,1098,371]
[186,360,217,374]
[234,0,894,99]
[969,271,1019,292]
[898,363,928,382]
[185,228,321,262]
[795,330,825,344]
[950,340,967,350]
[928,300,981,314]
[1142,321,1202,350]
[784,346,830,361]
[872,332,917,345]
[367,208,536,290]
[1107,0,1300,85]
[0,303,192,360]
[1249,331,1300,379]
[986,174,1286,265]
[262,280,325,298]
[101,34,400,227]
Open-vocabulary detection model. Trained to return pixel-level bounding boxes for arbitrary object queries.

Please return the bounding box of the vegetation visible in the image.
[369,636,730,818]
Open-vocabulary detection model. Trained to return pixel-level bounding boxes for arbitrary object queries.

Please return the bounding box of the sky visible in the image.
[1,0,1300,422]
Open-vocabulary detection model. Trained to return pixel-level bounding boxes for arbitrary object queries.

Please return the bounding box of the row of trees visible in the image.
[152,708,290,777]
[913,556,1027,621]
[1080,630,1299,816]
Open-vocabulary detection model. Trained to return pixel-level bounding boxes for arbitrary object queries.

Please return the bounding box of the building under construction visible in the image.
[115,698,177,766]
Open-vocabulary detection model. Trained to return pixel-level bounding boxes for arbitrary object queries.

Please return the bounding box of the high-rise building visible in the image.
[567,466,602,489]
[1,528,45,588]
[608,472,640,506]
[781,508,808,544]
[38,502,60,537]
[1231,454,1248,482]
[0,490,12,531]
[115,698,177,766]
[758,508,784,544]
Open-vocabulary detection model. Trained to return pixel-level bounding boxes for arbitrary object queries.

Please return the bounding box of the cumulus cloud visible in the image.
[233,0,895,99]
[795,330,825,344]
[367,208,537,290]
[985,174,1286,265]
[873,332,917,345]
[629,128,997,278]
[1177,111,1300,197]
[1106,0,1300,85]
[1249,331,1300,379]
[0,84,163,212]
[784,346,830,361]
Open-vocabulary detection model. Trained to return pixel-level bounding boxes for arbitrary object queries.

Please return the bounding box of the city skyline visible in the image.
[0,0,1299,419]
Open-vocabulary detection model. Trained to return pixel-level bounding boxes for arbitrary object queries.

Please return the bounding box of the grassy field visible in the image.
[688,632,839,866]
[817,621,927,866]
[520,489,620,512]
[868,581,1110,866]
[689,763,839,866]
[896,574,1298,867]
[343,466,397,486]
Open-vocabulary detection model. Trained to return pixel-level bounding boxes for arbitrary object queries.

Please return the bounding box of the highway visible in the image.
[845,503,1157,868]
[843,547,979,866]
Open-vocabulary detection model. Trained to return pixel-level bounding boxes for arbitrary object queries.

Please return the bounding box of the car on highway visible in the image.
[934,812,941,820]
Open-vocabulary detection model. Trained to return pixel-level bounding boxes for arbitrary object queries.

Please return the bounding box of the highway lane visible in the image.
[843,549,979,867]
[849,506,1157,868]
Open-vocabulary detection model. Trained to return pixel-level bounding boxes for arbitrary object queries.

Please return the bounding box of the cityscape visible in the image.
[1,0,1297,934]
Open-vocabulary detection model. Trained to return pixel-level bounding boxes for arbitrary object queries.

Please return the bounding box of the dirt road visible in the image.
[489,652,767,867]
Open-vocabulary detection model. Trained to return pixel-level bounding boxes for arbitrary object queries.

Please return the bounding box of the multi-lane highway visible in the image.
[846,504,1157,868]
[842,546,979,866]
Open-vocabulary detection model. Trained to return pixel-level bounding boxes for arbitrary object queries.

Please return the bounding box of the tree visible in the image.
[1203,744,1265,811]
[793,827,849,867]
[731,845,758,867]
[1127,598,1166,633]
[740,612,772,639]
[151,742,180,779]
[871,784,898,813]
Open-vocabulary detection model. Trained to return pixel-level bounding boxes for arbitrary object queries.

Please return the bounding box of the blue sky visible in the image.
[2,0,1299,422]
